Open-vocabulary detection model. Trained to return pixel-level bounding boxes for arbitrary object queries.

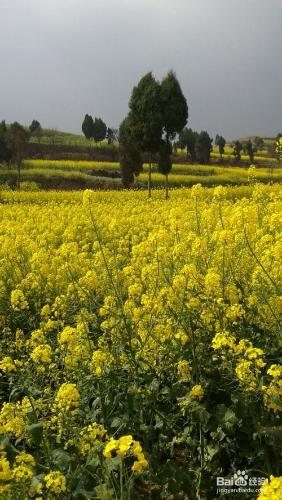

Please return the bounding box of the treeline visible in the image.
[177,131,268,163]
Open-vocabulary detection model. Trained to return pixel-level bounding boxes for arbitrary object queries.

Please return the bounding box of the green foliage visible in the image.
[160,70,188,140]
[246,140,254,162]
[7,122,29,163]
[254,136,265,151]
[233,140,243,161]
[215,135,226,158]
[92,117,107,143]
[0,120,12,163]
[275,134,282,162]
[195,131,213,163]
[106,127,117,145]
[29,120,42,141]
[82,114,94,140]
[158,140,172,176]
[119,117,143,188]
[120,70,188,196]
[179,127,198,161]
[129,72,163,155]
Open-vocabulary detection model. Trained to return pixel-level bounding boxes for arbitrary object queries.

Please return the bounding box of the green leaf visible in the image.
[105,456,122,472]
[154,414,164,430]
[27,422,43,445]
[110,417,122,428]
[52,449,72,472]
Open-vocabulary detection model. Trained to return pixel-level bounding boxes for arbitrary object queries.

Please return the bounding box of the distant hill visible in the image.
[231,136,276,145]
[29,128,111,147]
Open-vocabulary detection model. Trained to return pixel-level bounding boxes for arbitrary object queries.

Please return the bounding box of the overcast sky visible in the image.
[0,0,281,139]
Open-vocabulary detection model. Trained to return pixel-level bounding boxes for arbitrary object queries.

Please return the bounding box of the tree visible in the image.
[233,140,243,162]
[158,140,172,199]
[275,134,282,162]
[7,122,29,188]
[128,72,163,197]
[195,131,213,163]
[29,120,42,142]
[92,118,107,144]
[178,128,197,161]
[106,127,117,145]
[119,116,143,188]
[254,136,264,151]
[0,121,12,164]
[245,140,254,162]
[160,71,188,141]
[215,135,226,159]
[159,71,188,197]
[82,114,94,140]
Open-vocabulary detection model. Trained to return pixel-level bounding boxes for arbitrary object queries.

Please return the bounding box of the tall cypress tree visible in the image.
[160,71,188,141]
[82,114,94,140]
[129,72,163,197]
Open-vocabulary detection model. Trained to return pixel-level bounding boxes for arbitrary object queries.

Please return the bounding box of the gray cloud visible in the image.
[0,0,281,139]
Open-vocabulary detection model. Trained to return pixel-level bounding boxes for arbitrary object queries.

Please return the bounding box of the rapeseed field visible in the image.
[0,184,281,498]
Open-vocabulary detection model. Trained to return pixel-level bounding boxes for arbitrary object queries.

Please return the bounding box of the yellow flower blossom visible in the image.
[30,344,52,364]
[190,385,204,399]
[257,475,282,499]
[44,471,66,495]
[11,289,29,311]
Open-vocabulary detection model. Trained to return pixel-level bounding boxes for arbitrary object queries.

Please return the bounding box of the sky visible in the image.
[0,0,281,140]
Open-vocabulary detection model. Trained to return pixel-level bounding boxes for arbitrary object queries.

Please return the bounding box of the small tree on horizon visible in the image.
[0,121,12,165]
[106,127,118,145]
[275,134,282,162]
[29,120,42,143]
[246,140,254,162]
[179,128,197,161]
[254,136,264,151]
[233,140,243,162]
[7,122,29,189]
[215,135,226,159]
[195,131,213,163]
[92,118,107,144]
[82,114,94,140]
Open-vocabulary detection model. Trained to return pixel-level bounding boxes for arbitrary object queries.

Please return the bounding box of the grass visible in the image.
[29,129,115,147]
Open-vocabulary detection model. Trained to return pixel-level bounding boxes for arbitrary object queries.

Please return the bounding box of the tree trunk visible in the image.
[148,152,152,198]
[165,174,169,200]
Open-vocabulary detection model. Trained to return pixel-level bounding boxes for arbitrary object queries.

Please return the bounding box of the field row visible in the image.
[0,160,280,190]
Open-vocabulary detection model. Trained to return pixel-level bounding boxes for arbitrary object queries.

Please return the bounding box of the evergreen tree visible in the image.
[160,71,188,141]
[215,135,226,159]
[119,116,143,188]
[179,128,197,161]
[7,122,29,188]
[82,114,94,140]
[128,72,163,197]
[0,121,12,164]
[29,120,42,142]
[195,131,213,163]
[246,140,254,162]
[233,140,243,161]
[92,118,107,143]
